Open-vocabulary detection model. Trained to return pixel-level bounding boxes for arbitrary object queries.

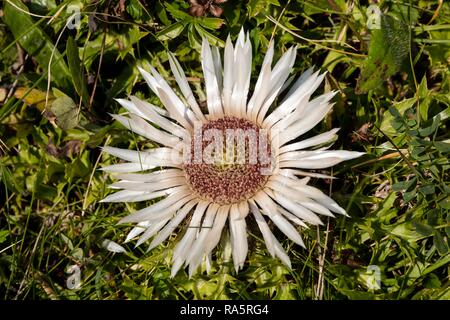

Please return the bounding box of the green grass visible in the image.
[0,0,449,299]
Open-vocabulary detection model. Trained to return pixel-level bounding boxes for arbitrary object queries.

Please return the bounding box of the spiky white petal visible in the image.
[202,38,224,118]
[100,163,156,173]
[171,201,209,277]
[125,221,150,243]
[229,201,249,272]
[118,189,194,224]
[168,52,206,121]
[254,46,297,123]
[148,199,199,251]
[102,239,127,253]
[278,128,340,154]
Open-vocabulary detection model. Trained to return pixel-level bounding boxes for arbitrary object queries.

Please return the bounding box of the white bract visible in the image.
[101,29,363,277]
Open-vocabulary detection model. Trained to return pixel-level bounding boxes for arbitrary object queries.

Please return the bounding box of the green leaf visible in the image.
[434,141,450,153]
[50,95,79,130]
[13,87,54,112]
[438,196,450,209]
[390,2,419,25]
[65,151,91,180]
[418,77,430,120]
[391,222,425,241]
[187,24,202,50]
[418,184,435,195]
[433,231,449,256]
[194,24,225,47]
[426,30,450,68]
[403,189,417,203]
[323,51,351,73]
[423,254,450,275]
[165,3,193,21]
[196,17,224,30]
[126,0,144,20]
[0,230,9,245]
[338,288,377,300]
[392,177,417,192]
[432,106,450,123]
[356,14,410,93]
[0,98,18,122]
[411,145,426,158]
[121,278,153,299]
[25,170,57,201]
[305,0,346,13]
[413,222,434,237]
[66,37,89,107]
[3,0,71,92]
[418,115,440,137]
[156,2,170,25]
[380,97,416,136]
[81,26,147,70]
[156,22,185,41]
[247,0,280,17]
[106,64,138,103]
[424,273,441,289]
[0,163,24,194]
[28,0,57,12]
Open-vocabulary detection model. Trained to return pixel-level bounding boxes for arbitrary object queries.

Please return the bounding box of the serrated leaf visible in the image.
[356,14,410,93]
[165,3,193,21]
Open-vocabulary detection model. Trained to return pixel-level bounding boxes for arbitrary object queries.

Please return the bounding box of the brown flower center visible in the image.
[183,117,272,205]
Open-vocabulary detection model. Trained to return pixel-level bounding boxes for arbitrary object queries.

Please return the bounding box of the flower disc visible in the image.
[183,116,271,205]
